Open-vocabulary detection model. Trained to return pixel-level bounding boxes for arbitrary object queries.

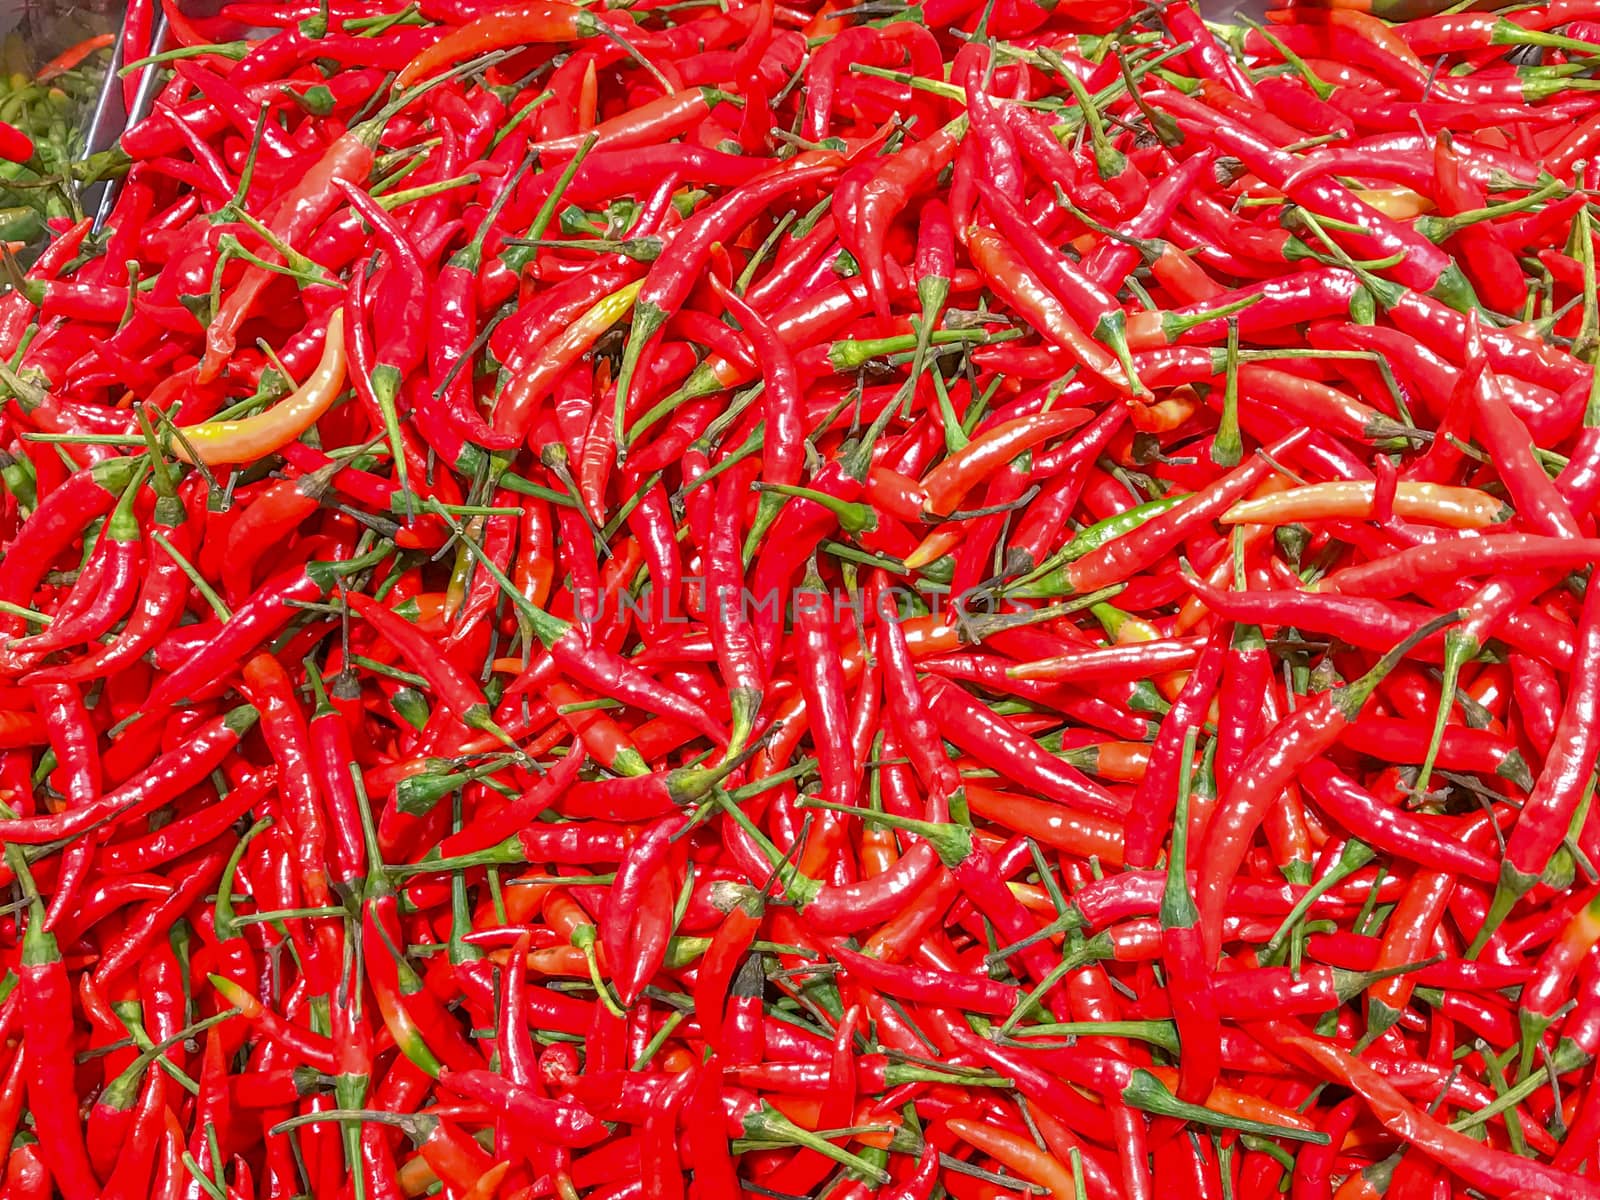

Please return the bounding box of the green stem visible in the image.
[1122,1070,1330,1144]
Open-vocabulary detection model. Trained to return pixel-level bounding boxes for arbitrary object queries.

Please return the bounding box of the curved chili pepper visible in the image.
[1299,761,1498,883]
[173,310,348,465]
[705,245,805,541]
[1273,1029,1600,1198]
[199,106,387,381]
[348,591,517,749]
[602,815,684,1005]
[240,653,330,905]
[968,226,1137,398]
[396,2,656,88]
[1159,728,1221,1104]
[1222,480,1506,528]
[437,1066,608,1146]
[854,118,965,318]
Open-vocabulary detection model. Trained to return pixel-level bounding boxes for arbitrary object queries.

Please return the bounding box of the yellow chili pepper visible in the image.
[171,309,347,466]
[1095,602,1192,703]
[1354,187,1434,220]
[1222,481,1508,530]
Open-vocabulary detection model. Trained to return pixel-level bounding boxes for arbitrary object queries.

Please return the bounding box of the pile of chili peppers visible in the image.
[12,0,1600,1195]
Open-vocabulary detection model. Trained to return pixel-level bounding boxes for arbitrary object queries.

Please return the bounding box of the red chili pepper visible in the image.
[348,591,514,746]
[968,226,1137,398]
[239,653,330,905]
[853,119,965,318]
[98,770,272,878]
[1,468,149,672]
[364,870,484,1078]
[397,2,656,88]
[831,942,1019,1015]
[1273,1028,1600,1198]
[437,1066,607,1146]
[0,704,259,844]
[602,815,684,1005]
[0,121,33,164]
[799,840,942,934]
[1157,728,1221,1104]
[1475,570,1600,950]
[199,119,381,379]
[705,245,805,539]
[5,854,100,1199]
[0,455,141,641]
[1125,632,1227,868]
[142,543,389,712]
[210,975,338,1071]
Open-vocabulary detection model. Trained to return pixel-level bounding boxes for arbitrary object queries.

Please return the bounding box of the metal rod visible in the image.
[89,9,171,234]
